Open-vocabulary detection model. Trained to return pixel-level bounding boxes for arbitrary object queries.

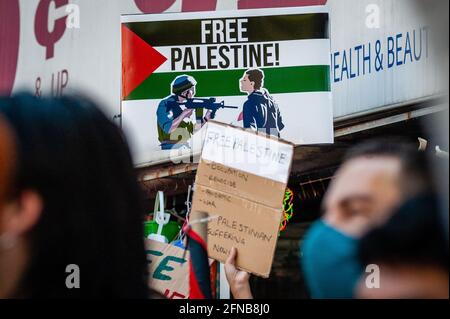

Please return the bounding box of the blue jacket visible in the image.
[243,89,284,137]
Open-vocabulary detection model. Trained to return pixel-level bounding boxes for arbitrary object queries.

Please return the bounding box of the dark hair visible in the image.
[344,138,432,200]
[245,69,264,90]
[0,117,15,204]
[358,193,449,271]
[0,93,148,298]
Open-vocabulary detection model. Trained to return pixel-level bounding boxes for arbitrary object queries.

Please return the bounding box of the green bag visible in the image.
[145,191,181,243]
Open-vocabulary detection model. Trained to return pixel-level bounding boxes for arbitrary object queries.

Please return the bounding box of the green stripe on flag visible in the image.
[124,65,330,101]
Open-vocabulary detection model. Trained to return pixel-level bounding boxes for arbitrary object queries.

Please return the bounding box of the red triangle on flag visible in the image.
[121,25,167,99]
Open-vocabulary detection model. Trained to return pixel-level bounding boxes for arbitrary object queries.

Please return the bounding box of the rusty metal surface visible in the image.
[136,101,447,199]
[137,162,198,182]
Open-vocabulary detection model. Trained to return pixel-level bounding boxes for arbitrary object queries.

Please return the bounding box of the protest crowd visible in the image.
[0,0,448,301]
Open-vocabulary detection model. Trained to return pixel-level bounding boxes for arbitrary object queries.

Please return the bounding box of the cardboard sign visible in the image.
[146,239,189,299]
[121,6,332,165]
[191,121,294,277]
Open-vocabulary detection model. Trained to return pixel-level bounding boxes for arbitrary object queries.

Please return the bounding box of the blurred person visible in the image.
[356,193,449,299]
[0,117,15,207]
[223,139,433,299]
[0,93,148,298]
[300,139,432,299]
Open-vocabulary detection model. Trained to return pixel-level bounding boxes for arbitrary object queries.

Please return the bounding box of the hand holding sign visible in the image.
[225,247,253,299]
[191,121,294,277]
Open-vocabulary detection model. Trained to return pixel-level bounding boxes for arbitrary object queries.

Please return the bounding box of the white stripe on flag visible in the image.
[154,39,330,73]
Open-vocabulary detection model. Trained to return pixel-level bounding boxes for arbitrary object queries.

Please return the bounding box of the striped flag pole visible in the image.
[184,211,212,299]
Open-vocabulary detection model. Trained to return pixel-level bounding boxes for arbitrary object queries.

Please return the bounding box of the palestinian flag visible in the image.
[121,10,330,100]
[183,224,212,299]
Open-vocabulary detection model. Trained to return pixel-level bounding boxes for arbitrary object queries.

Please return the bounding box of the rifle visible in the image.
[179,97,238,119]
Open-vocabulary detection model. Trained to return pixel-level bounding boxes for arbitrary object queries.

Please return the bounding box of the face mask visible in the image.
[300,220,362,299]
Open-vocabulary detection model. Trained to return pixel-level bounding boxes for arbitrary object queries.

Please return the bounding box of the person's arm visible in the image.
[276,103,285,131]
[243,101,257,130]
[202,110,212,125]
[225,247,253,299]
[169,108,193,133]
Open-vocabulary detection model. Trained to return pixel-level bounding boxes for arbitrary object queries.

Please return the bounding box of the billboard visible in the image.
[121,6,332,164]
[1,0,446,165]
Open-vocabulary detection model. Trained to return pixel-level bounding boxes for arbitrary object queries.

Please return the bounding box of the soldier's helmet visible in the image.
[171,75,197,95]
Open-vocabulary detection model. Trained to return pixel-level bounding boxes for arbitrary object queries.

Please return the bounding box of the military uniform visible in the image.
[156,75,204,150]
[156,94,194,150]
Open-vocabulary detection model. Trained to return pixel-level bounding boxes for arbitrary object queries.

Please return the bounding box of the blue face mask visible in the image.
[300,220,362,299]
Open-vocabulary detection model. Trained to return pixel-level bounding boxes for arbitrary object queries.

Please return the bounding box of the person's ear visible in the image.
[0,191,43,236]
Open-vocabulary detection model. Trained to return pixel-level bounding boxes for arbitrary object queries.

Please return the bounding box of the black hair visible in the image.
[344,138,432,199]
[358,192,449,272]
[0,93,148,298]
[0,116,16,204]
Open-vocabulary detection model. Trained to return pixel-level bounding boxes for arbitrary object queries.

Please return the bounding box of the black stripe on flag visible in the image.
[124,13,328,47]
